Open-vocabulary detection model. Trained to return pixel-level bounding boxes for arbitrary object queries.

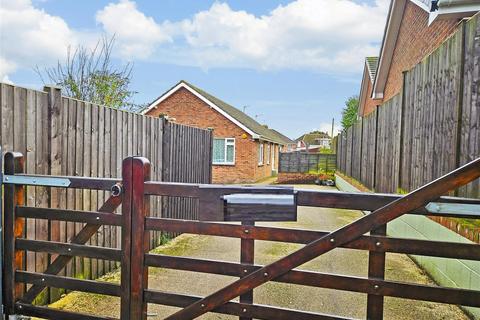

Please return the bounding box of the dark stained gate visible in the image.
[2,151,480,320]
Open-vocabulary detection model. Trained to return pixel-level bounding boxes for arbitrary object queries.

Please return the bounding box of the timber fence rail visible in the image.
[0,83,212,303]
[2,152,480,320]
[336,13,479,197]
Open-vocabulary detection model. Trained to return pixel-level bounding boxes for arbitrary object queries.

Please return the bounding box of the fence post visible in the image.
[240,221,254,320]
[373,108,379,191]
[3,152,25,316]
[44,85,63,302]
[366,224,387,320]
[454,21,466,196]
[121,156,151,320]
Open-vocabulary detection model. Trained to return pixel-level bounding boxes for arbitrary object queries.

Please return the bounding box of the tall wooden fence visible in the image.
[0,83,212,302]
[336,14,479,198]
[279,152,336,173]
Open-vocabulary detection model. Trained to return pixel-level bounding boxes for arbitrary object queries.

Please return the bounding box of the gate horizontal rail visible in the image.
[145,218,480,260]
[16,239,122,261]
[16,206,123,225]
[144,254,480,306]
[145,181,480,218]
[2,152,480,320]
[144,290,348,320]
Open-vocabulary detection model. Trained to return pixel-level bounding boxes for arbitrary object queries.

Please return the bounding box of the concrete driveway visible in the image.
[48,185,468,319]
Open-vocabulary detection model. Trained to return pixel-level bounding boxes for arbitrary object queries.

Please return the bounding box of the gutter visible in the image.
[430,0,479,22]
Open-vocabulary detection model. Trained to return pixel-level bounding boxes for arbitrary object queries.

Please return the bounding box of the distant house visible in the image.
[358,0,480,117]
[295,132,331,153]
[270,129,295,152]
[142,80,288,183]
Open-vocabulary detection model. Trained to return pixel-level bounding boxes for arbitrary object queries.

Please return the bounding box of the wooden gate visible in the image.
[2,151,480,319]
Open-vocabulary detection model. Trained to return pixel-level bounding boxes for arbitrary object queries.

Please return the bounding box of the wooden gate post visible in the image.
[3,152,26,316]
[366,224,387,320]
[240,221,254,320]
[121,156,151,320]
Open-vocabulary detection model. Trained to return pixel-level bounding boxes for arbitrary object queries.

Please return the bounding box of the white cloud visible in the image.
[0,57,16,82]
[93,0,388,73]
[1,0,390,81]
[176,0,389,72]
[0,0,80,80]
[96,0,172,60]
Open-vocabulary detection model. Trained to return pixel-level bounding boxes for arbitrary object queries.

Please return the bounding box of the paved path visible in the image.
[48,185,468,319]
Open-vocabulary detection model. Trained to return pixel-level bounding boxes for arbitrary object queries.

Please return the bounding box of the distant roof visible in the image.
[269,129,294,145]
[365,57,379,83]
[295,132,331,145]
[143,80,287,145]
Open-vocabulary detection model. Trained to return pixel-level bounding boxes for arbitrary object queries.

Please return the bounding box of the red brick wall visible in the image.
[277,172,318,184]
[361,79,382,117]
[383,1,459,102]
[146,87,278,183]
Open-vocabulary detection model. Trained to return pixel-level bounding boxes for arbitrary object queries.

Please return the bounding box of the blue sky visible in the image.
[1,0,389,139]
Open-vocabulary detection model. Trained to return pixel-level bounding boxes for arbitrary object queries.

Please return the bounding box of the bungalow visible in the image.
[142,80,289,184]
[358,0,480,117]
[295,131,331,153]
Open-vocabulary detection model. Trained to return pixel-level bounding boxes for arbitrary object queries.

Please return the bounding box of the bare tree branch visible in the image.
[35,35,139,110]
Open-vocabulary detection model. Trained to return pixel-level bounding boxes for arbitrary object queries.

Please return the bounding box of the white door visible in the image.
[271,146,275,170]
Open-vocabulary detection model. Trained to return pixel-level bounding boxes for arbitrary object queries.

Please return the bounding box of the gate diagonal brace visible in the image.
[20,195,122,303]
[165,158,480,320]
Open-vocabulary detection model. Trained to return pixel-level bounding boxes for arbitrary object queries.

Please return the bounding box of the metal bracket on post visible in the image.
[2,175,71,187]
[425,202,480,217]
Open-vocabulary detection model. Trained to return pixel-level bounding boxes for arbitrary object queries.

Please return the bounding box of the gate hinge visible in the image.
[2,175,71,187]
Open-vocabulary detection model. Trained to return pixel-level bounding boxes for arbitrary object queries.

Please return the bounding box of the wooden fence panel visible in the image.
[351,121,363,181]
[345,127,353,177]
[458,14,480,199]
[400,26,464,191]
[278,152,336,173]
[336,17,477,196]
[336,132,342,172]
[161,122,212,225]
[0,83,212,301]
[375,95,401,193]
[341,131,348,174]
[360,109,377,190]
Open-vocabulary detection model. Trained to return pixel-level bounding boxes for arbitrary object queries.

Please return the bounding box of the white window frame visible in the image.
[213,138,235,165]
[258,143,264,165]
[267,144,271,165]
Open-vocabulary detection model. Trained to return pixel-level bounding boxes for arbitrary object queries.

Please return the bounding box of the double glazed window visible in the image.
[258,143,264,165]
[213,138,235,165]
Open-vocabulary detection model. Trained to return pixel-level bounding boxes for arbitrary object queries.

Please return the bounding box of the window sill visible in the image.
[258,163,264,166]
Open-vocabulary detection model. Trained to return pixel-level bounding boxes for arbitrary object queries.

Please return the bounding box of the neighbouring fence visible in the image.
[337,13,479,198]
[0,83,213,303]
[279,152,336,173]
[277,152,336,184]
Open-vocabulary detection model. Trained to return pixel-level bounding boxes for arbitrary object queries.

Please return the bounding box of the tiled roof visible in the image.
[269,129,294,145]
[180,81,287,145]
